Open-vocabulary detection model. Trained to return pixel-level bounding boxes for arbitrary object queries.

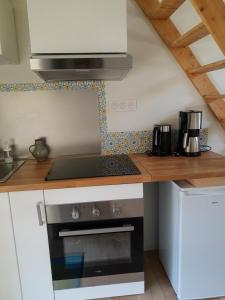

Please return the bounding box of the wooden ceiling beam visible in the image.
[191,0,225,55]
[209,99,225,124]
[171,23,209,48]
[136,0,225,130]
[136,0,185,19]
[188,59,225,75]
[204,95,225,101]
[136,1,225,130]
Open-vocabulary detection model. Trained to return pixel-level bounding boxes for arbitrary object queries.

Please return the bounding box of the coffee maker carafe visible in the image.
[178,110,202,156]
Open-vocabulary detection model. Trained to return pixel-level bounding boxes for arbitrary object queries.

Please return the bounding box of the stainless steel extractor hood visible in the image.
[30,54,132,81]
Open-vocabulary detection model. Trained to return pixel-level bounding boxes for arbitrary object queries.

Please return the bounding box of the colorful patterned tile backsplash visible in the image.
[102,129,208,155]
[102,131,152,155]
[0,81,208,155]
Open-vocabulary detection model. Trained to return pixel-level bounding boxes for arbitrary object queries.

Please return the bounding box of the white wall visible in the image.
[0,89,101,157]
[106,0,225,155]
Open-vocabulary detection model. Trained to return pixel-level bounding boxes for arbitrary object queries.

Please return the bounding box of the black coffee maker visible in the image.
[178,110,202,156]
[152,124,172,156]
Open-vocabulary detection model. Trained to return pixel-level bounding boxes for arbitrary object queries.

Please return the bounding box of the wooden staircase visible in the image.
[136,0,225,130]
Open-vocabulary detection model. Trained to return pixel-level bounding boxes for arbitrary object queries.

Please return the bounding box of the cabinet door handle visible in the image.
[36,202,45,226]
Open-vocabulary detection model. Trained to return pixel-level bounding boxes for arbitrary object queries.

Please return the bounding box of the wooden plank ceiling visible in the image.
[136,0,225,130]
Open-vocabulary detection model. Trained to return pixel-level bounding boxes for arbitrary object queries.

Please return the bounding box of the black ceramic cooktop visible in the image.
[46,154,141,181]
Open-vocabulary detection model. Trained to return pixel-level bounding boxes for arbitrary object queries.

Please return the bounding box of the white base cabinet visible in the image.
[6,184,143,300]
[10,190,54,300]
[159,181,225,300]
[0,193,22,300]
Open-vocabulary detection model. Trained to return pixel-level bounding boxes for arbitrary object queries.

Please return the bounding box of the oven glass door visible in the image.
[47,218,143,287]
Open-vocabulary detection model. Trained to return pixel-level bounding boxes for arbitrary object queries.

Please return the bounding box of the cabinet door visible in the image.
[27,0,127,54]
[179,190,225,299]
[0,0,18,64]
[0,193,22,300]
[10,191,54,300]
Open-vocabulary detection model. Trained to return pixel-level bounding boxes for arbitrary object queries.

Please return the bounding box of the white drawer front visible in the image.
[54,281,144,300]
[44,184,143,205]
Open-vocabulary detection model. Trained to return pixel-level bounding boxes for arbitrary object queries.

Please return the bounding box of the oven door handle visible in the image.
[58,225,134,237]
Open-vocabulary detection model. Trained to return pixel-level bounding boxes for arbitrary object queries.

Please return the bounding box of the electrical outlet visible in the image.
[110,100,137,112]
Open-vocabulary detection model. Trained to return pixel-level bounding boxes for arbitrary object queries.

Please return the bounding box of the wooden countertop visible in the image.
[0,151,225,193]
[132,151,225,182]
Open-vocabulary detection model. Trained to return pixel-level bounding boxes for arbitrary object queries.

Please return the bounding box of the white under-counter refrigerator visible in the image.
[159,181,225,300]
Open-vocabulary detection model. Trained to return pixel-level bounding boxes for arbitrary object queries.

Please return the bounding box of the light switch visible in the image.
[110,100,137,112]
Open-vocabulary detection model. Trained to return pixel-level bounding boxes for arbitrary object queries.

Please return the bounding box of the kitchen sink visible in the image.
[0,161,24,183]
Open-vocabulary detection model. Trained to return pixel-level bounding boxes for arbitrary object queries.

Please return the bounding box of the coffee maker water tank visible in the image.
[152,124,172,156]
[187,111,202,130]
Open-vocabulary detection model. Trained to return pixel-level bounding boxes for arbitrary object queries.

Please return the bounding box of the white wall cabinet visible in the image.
[27,0,127,54]
[0,193,22,300]
[10,190,54,300]
[0,0,18,64]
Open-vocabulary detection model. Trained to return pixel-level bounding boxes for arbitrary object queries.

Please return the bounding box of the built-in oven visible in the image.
[45,198,144,291]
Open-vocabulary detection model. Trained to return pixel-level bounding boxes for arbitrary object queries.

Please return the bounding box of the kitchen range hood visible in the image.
[30,54,132,81]
[27,0,131,81]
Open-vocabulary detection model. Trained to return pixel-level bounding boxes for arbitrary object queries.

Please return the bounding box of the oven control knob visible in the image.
[92,207,101,217]
[72,208,80,220]
[113,207,121,217]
